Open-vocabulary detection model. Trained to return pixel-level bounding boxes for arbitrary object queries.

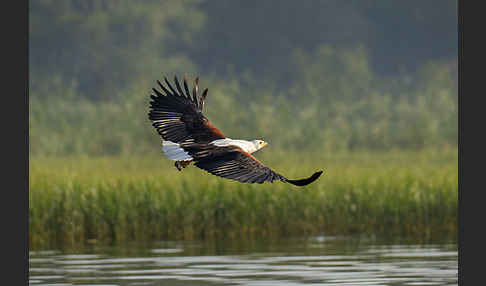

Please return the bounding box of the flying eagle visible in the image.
[148,75,323,186]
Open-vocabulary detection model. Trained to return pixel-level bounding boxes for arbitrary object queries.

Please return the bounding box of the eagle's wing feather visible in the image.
[184,144,285,184]
[148,76,226,144]
[181,143,323,186]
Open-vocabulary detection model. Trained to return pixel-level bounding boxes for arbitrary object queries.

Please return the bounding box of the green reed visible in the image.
[29,148,457,249]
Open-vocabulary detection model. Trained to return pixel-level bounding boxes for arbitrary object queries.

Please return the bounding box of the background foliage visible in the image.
[29,0,457,156]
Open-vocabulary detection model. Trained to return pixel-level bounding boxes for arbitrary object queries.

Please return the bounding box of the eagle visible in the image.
[148,75,323,186]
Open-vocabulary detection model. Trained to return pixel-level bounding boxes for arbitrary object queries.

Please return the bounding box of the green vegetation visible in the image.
[29,1,457,157]
[29,148,457,250]
[30,1,457,98]
[29,54,457,157]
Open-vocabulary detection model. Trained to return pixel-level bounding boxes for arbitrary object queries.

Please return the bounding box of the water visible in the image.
[29,236,457,286]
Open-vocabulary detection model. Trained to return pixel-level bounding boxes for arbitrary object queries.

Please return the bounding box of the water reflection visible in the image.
[29,236,458,286]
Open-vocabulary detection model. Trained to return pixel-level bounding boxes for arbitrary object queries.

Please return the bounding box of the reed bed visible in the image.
[29,148,457,249]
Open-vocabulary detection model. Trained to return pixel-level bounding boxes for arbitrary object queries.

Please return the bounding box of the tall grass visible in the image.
[29,148,457,250]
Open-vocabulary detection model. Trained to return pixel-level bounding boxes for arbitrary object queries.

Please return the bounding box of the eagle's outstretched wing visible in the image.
[148,75,225,144]
[180,143,323,186]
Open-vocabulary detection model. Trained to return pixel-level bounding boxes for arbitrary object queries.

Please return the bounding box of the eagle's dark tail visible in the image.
[283,170,324,186]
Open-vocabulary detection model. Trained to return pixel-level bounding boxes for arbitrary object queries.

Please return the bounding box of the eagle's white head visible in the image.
[251,139,268,153]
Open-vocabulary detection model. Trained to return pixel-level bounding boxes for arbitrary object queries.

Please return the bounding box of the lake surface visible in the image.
[29,235,458,286]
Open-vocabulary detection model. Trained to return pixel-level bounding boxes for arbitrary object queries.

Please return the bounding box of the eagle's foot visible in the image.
[175,160,192,171]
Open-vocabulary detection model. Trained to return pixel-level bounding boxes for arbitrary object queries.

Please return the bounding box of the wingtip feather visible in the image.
[284,170,324,187]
